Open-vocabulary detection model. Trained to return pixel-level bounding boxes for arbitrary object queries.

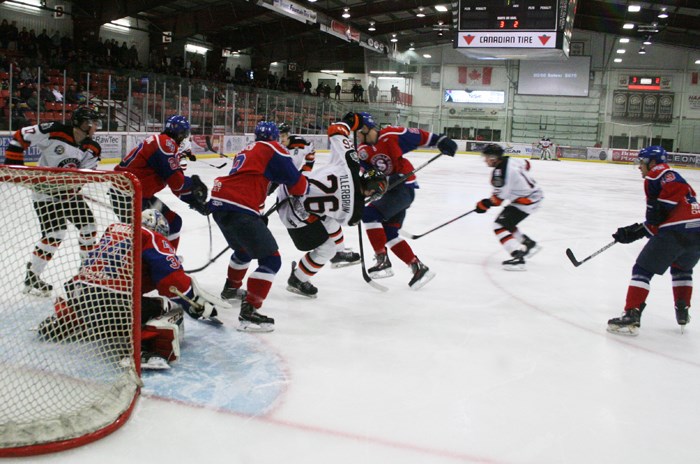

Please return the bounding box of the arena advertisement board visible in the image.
[93,133,123,159]
[587,147,608,160]
[611,149,638,163]
[0,136,41,163]
[558,146,588,160]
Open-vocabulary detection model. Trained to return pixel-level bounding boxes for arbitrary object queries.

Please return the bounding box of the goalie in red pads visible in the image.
[37,209,226,369]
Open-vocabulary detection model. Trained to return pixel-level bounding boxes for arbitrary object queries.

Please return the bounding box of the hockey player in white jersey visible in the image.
[4,105,103,295]
[277,113,387,297]
[538,136,555,161]
[475,143,544,270]
[278,121,361,269]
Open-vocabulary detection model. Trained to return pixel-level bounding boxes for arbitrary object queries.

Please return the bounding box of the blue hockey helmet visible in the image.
[255,121,280,141]
[637,145,667,165]
[358,112,377,130]
[163,115,191,143]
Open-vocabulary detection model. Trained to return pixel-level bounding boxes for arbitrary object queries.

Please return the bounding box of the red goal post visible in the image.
[0,165,142,456]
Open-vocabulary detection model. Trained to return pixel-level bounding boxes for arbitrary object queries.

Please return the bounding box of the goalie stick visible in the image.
[169,284,225,326]
[400,209,476,240]
[356,223,388,292]
[565,240,617,267]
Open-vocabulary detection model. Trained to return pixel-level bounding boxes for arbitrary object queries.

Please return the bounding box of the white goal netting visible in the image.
[0,166,141,456]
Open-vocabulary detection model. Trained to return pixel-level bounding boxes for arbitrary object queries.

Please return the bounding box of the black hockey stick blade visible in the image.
[565,248,582,267]
[198,315,224,326]
[356,223,388,292]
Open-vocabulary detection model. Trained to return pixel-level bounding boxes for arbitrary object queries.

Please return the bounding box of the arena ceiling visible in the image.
[67,0,700,73]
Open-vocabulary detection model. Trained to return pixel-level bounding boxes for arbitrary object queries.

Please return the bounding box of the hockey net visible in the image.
[0,166,142,456]
[530,142,559,160]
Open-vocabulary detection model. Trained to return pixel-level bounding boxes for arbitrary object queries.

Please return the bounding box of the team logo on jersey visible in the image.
[663,172,676,183]
[40,123,53,131]
[57,158,80,168]
[55,145,65,155]
[166,139,176,152]
[371,153,393,174]
[358,148,369,161]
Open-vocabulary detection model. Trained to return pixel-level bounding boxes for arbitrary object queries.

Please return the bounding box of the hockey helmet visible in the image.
[278,122,291,134]
[255,121,280,141]
[358,111,377,130]
[142,209,170,236]
[163,115,191,143]
[360,169,388,196]
[637,145,667,165]
[71,105,101,129]
[482,143,504,157]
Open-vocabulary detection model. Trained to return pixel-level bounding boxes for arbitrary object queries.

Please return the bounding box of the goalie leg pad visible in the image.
[142,308,184,364]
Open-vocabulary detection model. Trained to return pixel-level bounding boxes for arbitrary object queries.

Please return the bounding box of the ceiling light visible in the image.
[342,7,350,19]
[368,21,376,32]
[308,0,317,2]
[643,36,652,45]
[619,38,630,43]
[614,58,623,63]
[627,5,641,12]
[435,5,448,12]
[696,59,700,65]
[616,49,626,54]
[390,33,398,43]
[408,42,415,51]
[623,23,635,29]
[437,31,443,36]
[423,54,432,58]
[320,69,344,73]
[638,47,646,55]
[658,8,669,19]
[369,71,397,74]
[416,7,425,17]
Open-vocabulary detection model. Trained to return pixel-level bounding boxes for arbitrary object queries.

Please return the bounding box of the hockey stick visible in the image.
[356,223,388,292]
[199,159,228,169]
[184,199,287,274]
[169,285,224,326]
[400,209,477,240]
[205,135,232,159]
[565,240,617,267]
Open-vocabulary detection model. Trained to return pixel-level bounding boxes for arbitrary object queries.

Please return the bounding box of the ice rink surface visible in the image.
[10,152,700,464]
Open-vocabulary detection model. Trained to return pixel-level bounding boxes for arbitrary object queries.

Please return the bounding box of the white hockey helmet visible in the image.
[142,209,169,236]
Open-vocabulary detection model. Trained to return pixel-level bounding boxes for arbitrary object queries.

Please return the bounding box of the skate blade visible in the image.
[285,285,318,299]
[606,325,639,336]
[23,286,51,297]
[141,356,171,370]
[199,316,224,326]
[330,261,361,269]
[502,264,526,271]
[368,269,394,279]
[409,271,436,290]
[237,320,275,333]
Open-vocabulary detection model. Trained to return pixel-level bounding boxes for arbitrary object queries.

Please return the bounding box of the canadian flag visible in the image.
[458,67,492,86]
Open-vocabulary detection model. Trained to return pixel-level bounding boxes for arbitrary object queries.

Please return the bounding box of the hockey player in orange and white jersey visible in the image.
[277,121,361,269]
[475,143,544,270]
[277,113,387,297]
[4,105,103,296]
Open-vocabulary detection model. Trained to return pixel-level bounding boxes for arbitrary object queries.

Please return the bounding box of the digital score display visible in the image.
[459,0,558,31]
[627,76,661,91]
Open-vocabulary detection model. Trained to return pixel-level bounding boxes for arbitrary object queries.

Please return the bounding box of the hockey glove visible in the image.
[184,151,197,162]
[186,293,219,320]
[613,223,647,244]
[290,195,310,222]
[437,135,457,157]
[475,198,493,214]
[188,175,210,216]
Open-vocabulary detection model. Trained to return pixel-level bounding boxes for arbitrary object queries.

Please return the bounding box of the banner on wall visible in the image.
[0,136,41,163]
[688,95,700,111]
[93,134,123,159]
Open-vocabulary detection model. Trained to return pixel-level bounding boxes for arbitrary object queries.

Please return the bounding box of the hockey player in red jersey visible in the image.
[607,146,700,336]
[210,121,309,332]
[475,143,544,271]
[4,105,103,296]
[114,115,208,249]
[358,114,457,289]
[37,209,224,369]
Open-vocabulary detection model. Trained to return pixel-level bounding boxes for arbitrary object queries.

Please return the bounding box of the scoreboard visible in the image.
[459,1,559,31]
[456,0,578,59]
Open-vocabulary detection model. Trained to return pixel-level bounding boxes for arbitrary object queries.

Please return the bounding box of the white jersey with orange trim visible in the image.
[489,156,543,213]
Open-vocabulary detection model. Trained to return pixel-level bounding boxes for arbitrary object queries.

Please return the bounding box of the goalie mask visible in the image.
[142,209,170,236]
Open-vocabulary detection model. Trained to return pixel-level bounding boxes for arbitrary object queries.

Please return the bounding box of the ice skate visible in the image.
[330,250,361,268]
[522,235,541,258]
[502,250,526,271]
[675,301,690,333]
[368,252,394,279]
[408,257,435,290]
[24,264,53,297]
[607,306,643,336]
[141,352,171,370]
[221,280,247,301]
[237,300,275,333]
[286,261,318,298]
